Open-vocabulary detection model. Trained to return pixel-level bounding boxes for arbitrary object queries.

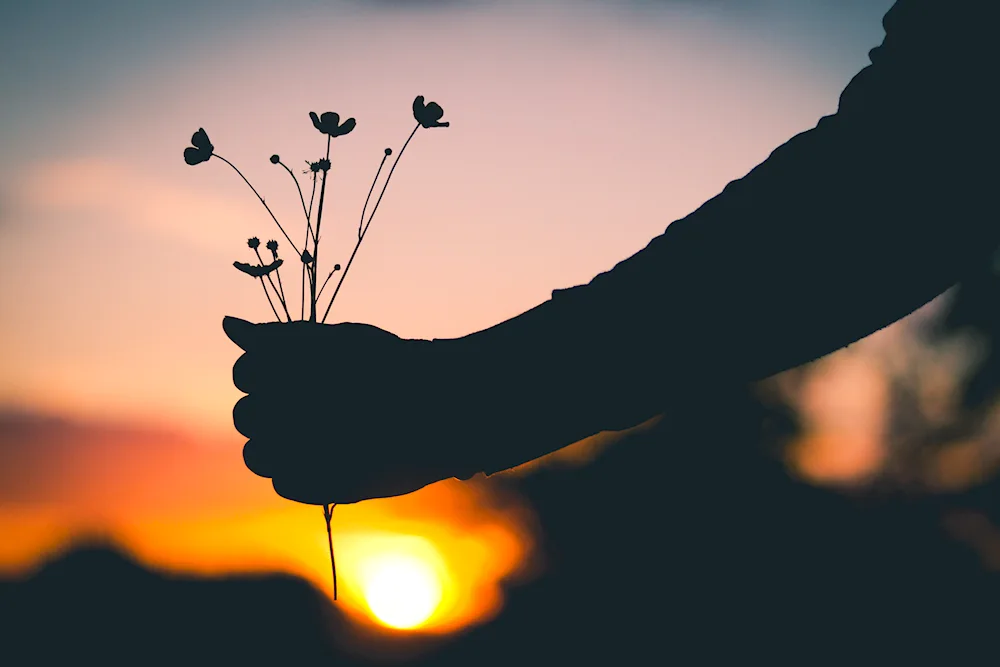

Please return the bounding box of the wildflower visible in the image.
[247,237,261,249]
[412,96,449,128]
[384,148,392,156]
[183,128,214,165]
[233,259,284,278]
[266,239,279,255]
[270,154,281,164]
[309,111,356,138]
[301,249,314,264]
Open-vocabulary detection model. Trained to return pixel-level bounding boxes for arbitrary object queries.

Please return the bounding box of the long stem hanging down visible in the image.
[213,154,301,257]
[309,137,333,322]
[323,503,338,601]
[321,123,421,323]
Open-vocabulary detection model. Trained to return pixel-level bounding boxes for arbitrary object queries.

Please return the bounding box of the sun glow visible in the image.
[360,551,444,629]
[336,532,457,632]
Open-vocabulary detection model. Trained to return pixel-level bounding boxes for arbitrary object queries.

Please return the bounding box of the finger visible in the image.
[233,394,259,438]
[243,438,277,478]
[224,316,309,352]
[232,352,258,394]
[272,467,336,506]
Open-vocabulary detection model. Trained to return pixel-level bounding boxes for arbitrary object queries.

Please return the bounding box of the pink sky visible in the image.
[0,2,865,435]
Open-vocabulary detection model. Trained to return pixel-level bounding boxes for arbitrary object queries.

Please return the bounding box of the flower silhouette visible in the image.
[412,96,449,128]
[233,259,284,278]
[183,128,214,166]
[266,239,279,254]
[248,237,261,249]
[309,111,356,138]
[301,249,314,264]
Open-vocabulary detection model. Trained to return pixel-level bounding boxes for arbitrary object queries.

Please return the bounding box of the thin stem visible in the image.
[279,161,310,221]
[300,260,306,321]
[214,154,301,257]
[254,249,291,322]
[359,152,390,239]
[274,266,288,312]
[279,160,316,245]
[307,173,318,221]
[321,123,420,323]
[259,277,281,322]
[309,137,332,322]
[316,267,340,301]
[302,175,317,321]
[323,504,338,601]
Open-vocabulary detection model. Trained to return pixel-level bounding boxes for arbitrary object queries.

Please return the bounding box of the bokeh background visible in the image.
[5,0,1000,662]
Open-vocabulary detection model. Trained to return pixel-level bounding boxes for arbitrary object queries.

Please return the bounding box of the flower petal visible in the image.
[335,117,356,137]
[191,128,213,152]
[424,102,444,123]
[321,112,340,128]
[184,146,208,166]
[234,261,260,277]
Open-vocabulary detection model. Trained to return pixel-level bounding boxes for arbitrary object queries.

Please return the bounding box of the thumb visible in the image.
[223,316,259,352]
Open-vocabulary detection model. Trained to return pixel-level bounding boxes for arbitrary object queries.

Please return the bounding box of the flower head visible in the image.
[247,237,260,250]
[301,249,314,264]
[412,96,449,129]
[309,111,356,138]
[334,264,341,271]
[183,128,214,166]
[233,259,283,278]
[384,147,392,156]
[266,239,278,253]
[269,154,281,164]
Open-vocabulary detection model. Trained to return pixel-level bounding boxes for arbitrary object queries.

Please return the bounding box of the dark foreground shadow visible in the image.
[5,377,1000,665]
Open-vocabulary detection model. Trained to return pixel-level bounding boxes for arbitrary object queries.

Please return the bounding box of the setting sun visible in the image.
[361,552,444,629]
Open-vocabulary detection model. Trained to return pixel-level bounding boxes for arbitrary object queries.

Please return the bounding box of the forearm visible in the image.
[438,0,1000,476]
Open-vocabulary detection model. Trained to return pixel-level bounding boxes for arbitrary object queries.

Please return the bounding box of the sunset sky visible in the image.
[1,0,905,635]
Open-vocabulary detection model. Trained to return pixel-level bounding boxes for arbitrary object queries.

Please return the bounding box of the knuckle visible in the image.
[232,353,256,393]
[242,439,275,478]
[232,394,258,438]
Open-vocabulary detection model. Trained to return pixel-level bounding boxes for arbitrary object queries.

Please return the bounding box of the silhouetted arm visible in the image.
[439,0,1000,476]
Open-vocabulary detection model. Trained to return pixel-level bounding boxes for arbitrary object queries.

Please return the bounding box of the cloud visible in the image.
[14,158,262,253]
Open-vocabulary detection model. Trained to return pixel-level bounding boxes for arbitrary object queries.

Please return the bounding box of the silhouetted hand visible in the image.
[224,316,475,505]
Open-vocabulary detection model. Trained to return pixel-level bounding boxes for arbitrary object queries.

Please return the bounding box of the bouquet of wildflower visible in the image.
[184,95,450,599]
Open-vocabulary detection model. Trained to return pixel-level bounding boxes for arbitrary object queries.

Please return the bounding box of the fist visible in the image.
[224,316,464,505]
